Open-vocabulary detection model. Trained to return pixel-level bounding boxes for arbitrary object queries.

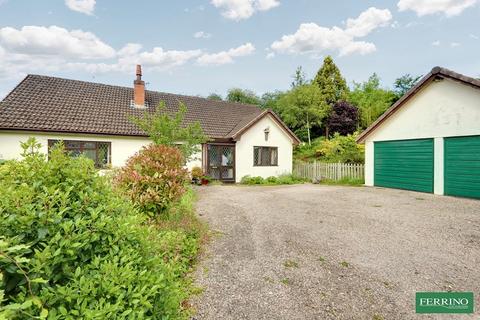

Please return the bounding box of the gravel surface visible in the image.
[191,184,480,320]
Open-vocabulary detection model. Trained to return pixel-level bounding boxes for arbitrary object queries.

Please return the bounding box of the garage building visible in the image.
[357,67,480,199]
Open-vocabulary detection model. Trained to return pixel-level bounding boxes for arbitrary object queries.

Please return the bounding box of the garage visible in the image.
[357,67,480,199]
[444,135,480,199]
[374,139,434,193]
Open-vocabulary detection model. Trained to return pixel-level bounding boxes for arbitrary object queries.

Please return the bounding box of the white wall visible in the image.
[363,78,480,194]
[235,114,294,182]
[0,131,201,169]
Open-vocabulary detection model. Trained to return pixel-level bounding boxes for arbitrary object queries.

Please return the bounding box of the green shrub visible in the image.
[276,174,306,185]
[0,138,193,319]
[115,144,189,216]
[240,174,306,185]
[315,133,364,163]
[265,176,278,183]
[240,176,265,185]
[190,166,203,180]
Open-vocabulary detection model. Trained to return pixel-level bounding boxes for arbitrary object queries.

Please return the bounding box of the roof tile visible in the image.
[0,75,263,138]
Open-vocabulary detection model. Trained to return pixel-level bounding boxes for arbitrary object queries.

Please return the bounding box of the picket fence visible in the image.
[293,162,364,182]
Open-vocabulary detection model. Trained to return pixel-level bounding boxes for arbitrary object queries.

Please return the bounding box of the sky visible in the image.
[0,0,478,99]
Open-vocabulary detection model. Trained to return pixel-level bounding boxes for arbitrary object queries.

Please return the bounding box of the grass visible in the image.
[263,276,275,284]
[318,256,326,262]
[156,187,209,243]
[340,261,350,268]
[320,177,364,186]
[280,278,291,285]
[152,187,210,315]
[283,259,299,268]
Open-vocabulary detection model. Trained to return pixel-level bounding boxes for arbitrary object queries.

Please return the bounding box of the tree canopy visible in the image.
[313,56,349,106]
[206,93,223,101]
[226,88,261,105]
[291,66,307,88]
[393,74,422,99]
[328,101,359,136]
[348,74,397,129]
[276,84,330,145]
[131,102,208,161]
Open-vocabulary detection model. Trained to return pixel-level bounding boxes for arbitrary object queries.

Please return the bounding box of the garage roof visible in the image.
[357,67,480,143]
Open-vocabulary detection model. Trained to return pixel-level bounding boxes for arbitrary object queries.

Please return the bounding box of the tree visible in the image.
[313,56,349,106]
[260,91,285,111]
[276,84,330,145]
[206,93,223,101]
[394,74,422,98]
[328,101,359,136]
[348,74,397,129]
[313,56,349,137]
[291,66,307,88]
[226,88,261,105]
[131,102,208,161]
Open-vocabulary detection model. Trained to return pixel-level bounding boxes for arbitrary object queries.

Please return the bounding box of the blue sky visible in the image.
[0,0,478,99]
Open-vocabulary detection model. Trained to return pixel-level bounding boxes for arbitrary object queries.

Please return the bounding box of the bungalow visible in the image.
[357,67,480,200]
[0,65,300,183]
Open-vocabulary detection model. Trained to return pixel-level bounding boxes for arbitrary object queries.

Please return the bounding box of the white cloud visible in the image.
[450,42,461,47]
[266,52,275,59]
[197,43,255,65]
[256,0,280,11]
[211,0,279,20]
[136,48,203,69]
[194,31,212,39]
[65,0,96,15]
[270,7,392,57]
[345,7,392,37]
[470,34,479,39]
[0,26,115,59]
[432,40,441,46]
[0,25,255,79]
[397,0,478,17]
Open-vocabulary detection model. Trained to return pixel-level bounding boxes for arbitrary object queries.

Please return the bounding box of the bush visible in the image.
[240,176,265,185]
[240,174,306,185]
[115,144,189,216]
[265,176,278,184]
[315,133,364,163]
[0,138,194,319]
[191,166,203,180]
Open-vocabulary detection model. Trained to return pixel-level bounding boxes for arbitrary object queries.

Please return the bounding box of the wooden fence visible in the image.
[293,162,364,182]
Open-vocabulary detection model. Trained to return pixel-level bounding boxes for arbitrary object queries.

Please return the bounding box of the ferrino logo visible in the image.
[416,292,474,314]
[419,297,470,310]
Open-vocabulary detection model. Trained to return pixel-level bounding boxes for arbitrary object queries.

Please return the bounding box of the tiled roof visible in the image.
[0,74,264,139]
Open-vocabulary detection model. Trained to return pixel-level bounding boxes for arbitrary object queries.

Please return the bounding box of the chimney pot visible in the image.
[134,64,145,107]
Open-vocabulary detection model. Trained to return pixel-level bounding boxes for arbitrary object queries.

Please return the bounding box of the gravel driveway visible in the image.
[191,184,480,320]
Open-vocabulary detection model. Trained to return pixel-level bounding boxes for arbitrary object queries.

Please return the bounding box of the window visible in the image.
[253,146,278,166]
[48,140,111,168]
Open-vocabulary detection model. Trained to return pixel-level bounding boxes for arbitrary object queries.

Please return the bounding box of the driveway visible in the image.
[192,184,480,320]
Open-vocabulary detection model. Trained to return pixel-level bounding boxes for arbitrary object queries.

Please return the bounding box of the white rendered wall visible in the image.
[235,115,294,182]
[363,79,480,194]
[0,131,201,169]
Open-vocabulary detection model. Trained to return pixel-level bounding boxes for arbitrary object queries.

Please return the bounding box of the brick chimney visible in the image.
[133,64,145,107]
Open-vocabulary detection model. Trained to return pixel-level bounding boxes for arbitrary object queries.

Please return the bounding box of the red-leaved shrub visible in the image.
[115,144,188,215]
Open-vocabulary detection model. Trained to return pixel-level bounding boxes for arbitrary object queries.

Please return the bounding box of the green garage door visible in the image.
[374,139,434,193]
[444,136,480,199]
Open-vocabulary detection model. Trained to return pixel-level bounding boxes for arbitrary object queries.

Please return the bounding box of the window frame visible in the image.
[48,139,112,169]
[253,146,278,167]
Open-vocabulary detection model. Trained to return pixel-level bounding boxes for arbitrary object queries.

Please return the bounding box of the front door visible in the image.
[207,144,235,182]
